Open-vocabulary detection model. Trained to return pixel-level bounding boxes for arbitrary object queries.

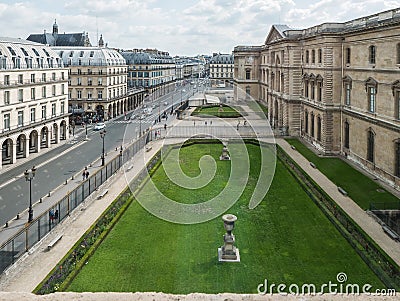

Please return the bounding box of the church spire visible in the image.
[52,19,58,35]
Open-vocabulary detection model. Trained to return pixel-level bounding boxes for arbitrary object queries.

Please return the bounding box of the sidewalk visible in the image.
[276,138,400,266]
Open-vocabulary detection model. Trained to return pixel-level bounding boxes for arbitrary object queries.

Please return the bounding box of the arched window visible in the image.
[318,49,322,64]
[367,129,375,163]
[344,121,350,149]
[369,45,376,64]
[305,50,309,64]
[316,75,323,101]
[311,49,315,64]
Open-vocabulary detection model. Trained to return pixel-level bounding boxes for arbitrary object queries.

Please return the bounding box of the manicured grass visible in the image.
[192,105,241,118]
[67,143,383,293]
[286,138,399,210]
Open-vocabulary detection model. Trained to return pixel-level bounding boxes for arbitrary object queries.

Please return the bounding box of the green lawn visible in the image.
[286,138,399,210]
[67,143,383,293]
[192,105,241,118]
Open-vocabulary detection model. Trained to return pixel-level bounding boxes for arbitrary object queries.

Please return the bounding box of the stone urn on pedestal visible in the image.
[218,214,240,262]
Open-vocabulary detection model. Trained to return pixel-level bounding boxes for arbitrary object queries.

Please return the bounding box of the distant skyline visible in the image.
[0,1,399,56]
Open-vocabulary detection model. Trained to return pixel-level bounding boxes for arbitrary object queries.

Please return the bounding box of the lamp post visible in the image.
[24,166,37,223]
[100,129,106,166]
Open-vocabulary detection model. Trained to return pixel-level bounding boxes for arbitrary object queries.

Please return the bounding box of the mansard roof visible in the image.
[0,37,63,70]
[52,46,126,67]
[209,54,233,64]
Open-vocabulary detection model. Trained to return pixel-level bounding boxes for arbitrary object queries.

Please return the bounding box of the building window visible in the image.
[3,113,10,130]
[305,50,309,63]
[31,74,35,83]
[61,102,65,115]
[311,113,315,138]
[4,75,9,85]
[42,73,46,82]
[367,129,375,163]
[18,89,23,102]
[311,50,315,64]
[366,78,377,113]
[245,69,251,80]
[30,108,36,123]
[18,74,23,84]
[395,141,400,177]
[77,78,82,85]
[87,90,92,100]
[61,72,64,80]
[345,83,351,105]
[42,86,46,98]
[77,90,82,99]
[98,90,103,99]
[41,105,46,120]
[310,81,315,100]
[88,78,92,86]
[369,45,376,64]
[318,49,322,64]
[346,48,351,64]
[61,84,65,95]
[317,116,321,141]
[52,72,56,81]
[368,86,376,113]
[52,85,56,96]
[51,103,56,116]
[305,111,309,134]
[98,78,102,86]
[344,121,350,149]
[304,79,309,98]
[17,111,23,127]
[31,88,36,100]
[4,91,10,104]
[317,81,322,101]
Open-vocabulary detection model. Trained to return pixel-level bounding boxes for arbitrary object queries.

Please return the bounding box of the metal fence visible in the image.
[0,133,148,274]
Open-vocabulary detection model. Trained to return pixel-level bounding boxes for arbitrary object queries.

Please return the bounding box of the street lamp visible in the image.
[24,166,37,223]
[100,130,106,166]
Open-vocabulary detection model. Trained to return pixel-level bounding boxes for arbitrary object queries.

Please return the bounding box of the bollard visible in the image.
[40,198,43,203]
[16,213,19,220]
[65,179,68,185]
[5,222,8,228]
[72,175,74,180]
[48,191,51,197]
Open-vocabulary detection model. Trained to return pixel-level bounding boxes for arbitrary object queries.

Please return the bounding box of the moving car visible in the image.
[93,122,106,131]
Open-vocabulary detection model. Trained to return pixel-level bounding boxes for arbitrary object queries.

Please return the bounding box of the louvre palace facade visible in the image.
[234,8,400,187]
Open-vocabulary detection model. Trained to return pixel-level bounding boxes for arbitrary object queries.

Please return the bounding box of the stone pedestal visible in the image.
[218,214,240,262]
[219,142,230,161]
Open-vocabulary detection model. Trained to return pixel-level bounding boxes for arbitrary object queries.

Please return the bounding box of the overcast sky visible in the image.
[0,0,399,56]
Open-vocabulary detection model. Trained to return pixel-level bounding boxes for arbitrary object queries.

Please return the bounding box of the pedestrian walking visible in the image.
[54,209,59,221]
[82,171,86,181]
[49,209,54,223]
[85,170,90,180]
[193,120,196,126]
[155,131,158,139]
[164,124,167,130]
[210,120,212,125]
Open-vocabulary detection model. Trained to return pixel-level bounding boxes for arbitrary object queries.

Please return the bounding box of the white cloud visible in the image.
[0,1,398,55]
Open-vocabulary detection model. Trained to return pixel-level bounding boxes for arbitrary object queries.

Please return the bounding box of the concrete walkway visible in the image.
[276,139,400,266]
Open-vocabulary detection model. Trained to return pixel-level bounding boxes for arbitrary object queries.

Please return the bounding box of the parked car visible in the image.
[93,122,106,131]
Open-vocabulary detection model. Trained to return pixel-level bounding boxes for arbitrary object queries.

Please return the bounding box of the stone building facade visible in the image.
[53,42,144,122]
[121,49,175,100]
[233,8,400,187]
[209,53,234,86]
[0,38,69,169]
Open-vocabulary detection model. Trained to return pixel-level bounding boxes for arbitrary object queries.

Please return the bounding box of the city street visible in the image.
[0,84,197,227]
